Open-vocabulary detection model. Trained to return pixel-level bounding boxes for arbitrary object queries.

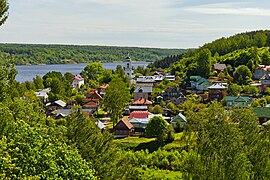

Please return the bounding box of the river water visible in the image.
[15,61,149,82]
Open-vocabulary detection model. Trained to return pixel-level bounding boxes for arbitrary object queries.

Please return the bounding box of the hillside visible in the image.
[0,43,186,65]
[165,30,270,78]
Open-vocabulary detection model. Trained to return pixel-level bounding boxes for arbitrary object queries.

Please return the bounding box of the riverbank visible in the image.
[15,61,149,82]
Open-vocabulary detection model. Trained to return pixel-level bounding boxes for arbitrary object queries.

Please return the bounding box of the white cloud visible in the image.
[0,0,270,48]
[185,3,270,16]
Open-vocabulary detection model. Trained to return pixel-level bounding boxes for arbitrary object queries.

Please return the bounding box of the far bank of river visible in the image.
[15,61,149,82]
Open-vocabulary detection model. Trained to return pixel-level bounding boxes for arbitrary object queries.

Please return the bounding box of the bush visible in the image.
[166,125,175,143]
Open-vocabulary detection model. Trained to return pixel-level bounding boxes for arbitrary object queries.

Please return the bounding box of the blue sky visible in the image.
[0,0,269,48]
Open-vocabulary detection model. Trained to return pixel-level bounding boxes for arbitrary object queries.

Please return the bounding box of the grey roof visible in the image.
[165,75,176,81]
[56,109,72,116]
[208,83,227,90]
[153,75,164,81]
[54,100,67,107]
[172,113,187,123]
[136,76,156,83]
[129,105,148,110]
[34,91,48,98]
[213,63,226,71]
[129,117,149,124]
[134,86,153,93]
[96,120,106,129]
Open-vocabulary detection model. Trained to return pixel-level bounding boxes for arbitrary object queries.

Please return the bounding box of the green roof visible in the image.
[190,76,201,80]
[253,107,270,118]
[226,96,251,103]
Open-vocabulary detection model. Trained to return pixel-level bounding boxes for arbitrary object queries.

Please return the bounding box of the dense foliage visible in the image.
[0,43,184,65]
[149,30,270,82]
[182,103,270,179]
[0,0,8,26]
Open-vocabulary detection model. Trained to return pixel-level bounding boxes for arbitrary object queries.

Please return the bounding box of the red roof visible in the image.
[99,84,109,89]
[73,75,84,81]
[87,89,103,100]
[132,98,152,105]
[121,117,134,129]
[83,101,98,107]
[129,111,149,119]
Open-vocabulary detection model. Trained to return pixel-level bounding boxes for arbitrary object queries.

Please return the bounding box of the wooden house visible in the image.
[213,63,226,73]
[225,96,252,107]
[113,118,134,138]
[208,83,227,101]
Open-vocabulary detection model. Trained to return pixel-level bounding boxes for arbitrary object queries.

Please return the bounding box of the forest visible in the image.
[150,30,270,78]
[0,43,185,65]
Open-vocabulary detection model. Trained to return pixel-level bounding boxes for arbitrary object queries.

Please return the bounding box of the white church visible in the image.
[123,56,135,79]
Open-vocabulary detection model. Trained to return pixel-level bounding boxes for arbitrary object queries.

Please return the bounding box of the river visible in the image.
[15,61,149,82]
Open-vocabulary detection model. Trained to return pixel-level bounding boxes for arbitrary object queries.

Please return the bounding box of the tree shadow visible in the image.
[134,140,166,153]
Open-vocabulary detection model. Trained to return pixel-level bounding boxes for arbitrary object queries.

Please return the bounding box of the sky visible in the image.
[0,0,269,48]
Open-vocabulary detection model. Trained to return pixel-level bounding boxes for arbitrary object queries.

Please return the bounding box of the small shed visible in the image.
[171,113,187,129]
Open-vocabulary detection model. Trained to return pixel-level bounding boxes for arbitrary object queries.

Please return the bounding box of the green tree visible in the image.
[261,50,270,65]
[102,77,130,127]
[0,121,96,179]
[227,83,242,96]
[233,65,252,85]
[183,103,270,179]
[243,86,259,96]
[81,62,104,83]
[33,75,44,89]
[0,0,8,26]
[145,116,168,144]
[150,104,163,114]
[66,111,134,179]
[196,48,212,78]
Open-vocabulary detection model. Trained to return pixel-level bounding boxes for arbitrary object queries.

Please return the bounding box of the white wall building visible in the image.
[123,56,135,79]
[72,75,84,89]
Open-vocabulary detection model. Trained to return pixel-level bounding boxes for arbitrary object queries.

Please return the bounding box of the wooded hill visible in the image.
[151,30,270,76]
[0,43,186,65]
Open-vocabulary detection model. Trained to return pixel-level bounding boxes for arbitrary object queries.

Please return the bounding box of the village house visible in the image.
[171,113,187,129]
[136,76,155,86]
[225,96,252,107]
[83,101,99,112]
[208,83,227,101]
[113,117,134,138]
[132,97,152,107]
[260,74,270,92]
[72,75,84,89]
[164,74,176,81]
[254,65,270,80]
[162,87,181,101]
[128,105,148,113]
[129,117,149,134]
[253,107,270,124]
[213,63,226,73]
[46,100,67,116]
[189,76,211,91]
[34,88,50,103]
[129,110,149,119]
[97,84,109,97]
[134,85,153,101]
